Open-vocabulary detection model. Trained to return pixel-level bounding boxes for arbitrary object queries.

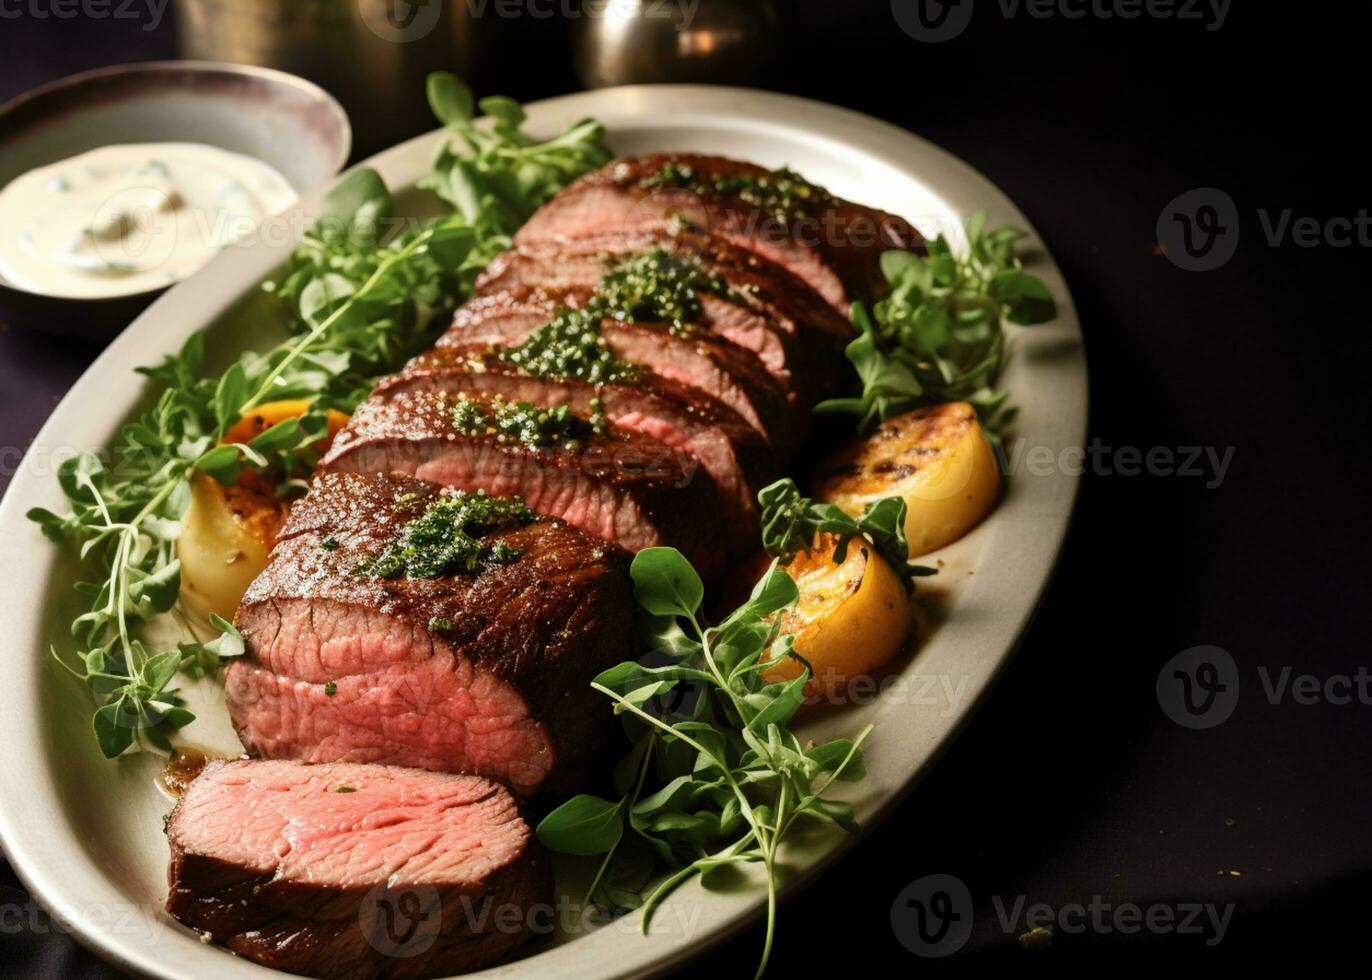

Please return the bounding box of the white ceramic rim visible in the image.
[0,85,1088,979]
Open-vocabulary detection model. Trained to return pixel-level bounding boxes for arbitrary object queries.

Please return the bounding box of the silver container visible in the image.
[573,0,783,89]
[175,0,502,155]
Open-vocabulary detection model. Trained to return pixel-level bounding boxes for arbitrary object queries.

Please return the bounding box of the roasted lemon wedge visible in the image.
[813,402,1001,558]
[764,533,912,697]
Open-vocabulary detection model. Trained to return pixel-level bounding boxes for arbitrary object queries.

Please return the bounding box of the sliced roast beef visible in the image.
[227,472,631,796]
[475,232,854,406]
[318,390,730,577]
[377,347,776,539]
[513,153,922,311]
[166,759,548,979]
[439,287,797,454]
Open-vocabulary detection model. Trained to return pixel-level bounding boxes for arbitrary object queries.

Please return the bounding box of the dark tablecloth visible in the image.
[2,5,1368,977]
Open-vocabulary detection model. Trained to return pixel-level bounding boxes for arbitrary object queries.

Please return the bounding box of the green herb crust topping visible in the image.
[449,392,604,450]
[505,246,743,379]
[506,307,640,384]
[641,161,834,224]
[595,248,737,335]
[354,489,534,580]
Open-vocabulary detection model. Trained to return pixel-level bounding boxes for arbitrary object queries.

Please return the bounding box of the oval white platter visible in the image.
[0,86,1086,979]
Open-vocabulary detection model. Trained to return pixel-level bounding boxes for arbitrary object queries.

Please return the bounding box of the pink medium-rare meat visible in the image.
[377,347,777,539]
[513,153,922,311]
[474,232,855,406]
[439,287,797,454]
[227,472,632,796]
[165,759,548,979]
[317,390,732,577]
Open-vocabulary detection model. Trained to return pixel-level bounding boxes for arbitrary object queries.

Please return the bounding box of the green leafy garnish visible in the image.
[421,72,612,252]
[816,212,1057,434]
[30,73,610,758]
[537,548,871,980]
[757,479,935,589]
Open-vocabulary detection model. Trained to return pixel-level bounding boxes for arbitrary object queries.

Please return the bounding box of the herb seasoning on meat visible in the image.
[354,489,533,579]
[596,249,737,334]
[506,307,640,383]
[450,393,603,450]
[506,247,745,378]
[640,161,833,224]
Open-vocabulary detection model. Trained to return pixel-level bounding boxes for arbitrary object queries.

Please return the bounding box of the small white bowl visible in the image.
[0,60,350,338]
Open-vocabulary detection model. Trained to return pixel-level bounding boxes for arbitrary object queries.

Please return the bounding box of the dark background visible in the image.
[3,2,1369,976]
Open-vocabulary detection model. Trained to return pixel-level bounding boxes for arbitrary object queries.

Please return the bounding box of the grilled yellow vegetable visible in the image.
[764,534,912,697]
[178,401,348,623]
[178,473,286,624]
[220,399,350,448]
[813,402,1001,558]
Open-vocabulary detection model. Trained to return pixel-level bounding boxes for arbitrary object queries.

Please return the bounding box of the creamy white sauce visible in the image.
[0,143,298,299]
